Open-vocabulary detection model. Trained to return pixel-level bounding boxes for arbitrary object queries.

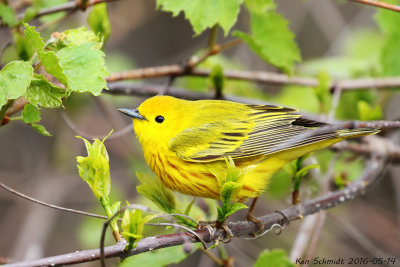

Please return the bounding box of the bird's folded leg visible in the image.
[215,220,234,243]
[246,197,264,237]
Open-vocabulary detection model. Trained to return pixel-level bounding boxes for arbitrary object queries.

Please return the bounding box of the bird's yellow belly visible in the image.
[144,148,282,201]
[146,149,221,198]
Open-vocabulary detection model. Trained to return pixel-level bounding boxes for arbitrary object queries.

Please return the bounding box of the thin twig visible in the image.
[349,0,400,12]
[59,110,133,140]
[332,135,400,163]
[0,180,108,220]
[5,156,385,267]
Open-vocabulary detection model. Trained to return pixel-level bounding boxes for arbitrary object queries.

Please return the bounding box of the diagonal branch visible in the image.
[4,156,385,267]
[349,0,400,12]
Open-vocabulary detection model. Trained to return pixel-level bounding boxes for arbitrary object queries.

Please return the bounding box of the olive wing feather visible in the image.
[169,104,316,162]
[169,104,377,162]
[169,120,253,161]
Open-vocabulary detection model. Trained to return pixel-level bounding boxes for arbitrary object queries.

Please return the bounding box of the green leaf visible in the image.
[234,10,301,74]
[24,23,46,52]
[254,249,295,267]
[296,164,319,179]
[0,61,33,109]
[357,100,382,121]
[48,27,102,51]
[22,104,41,123]
[13,31,35,61]
[156,0,244,36]
[225,202,247,218]
[22,7,39,23]
[111,201,121,217]
[136,172,176,213]
[24,25,108,95]
[26,74,66,108]
[31,123,51,136]
[76,132,112,200]
[0,3,18,27]
[220,181,242,203]
[120,244,200,267]
[38,51,69,86]
[121,208,157,250]
[56,42,108,95]
[87,3,111,42]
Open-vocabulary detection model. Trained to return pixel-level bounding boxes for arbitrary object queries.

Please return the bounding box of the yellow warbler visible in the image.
[119,96,377,202]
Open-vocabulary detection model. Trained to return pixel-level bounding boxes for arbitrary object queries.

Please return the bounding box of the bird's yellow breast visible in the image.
[141,141,281,201]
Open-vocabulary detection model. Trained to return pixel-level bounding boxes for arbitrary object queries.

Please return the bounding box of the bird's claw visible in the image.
[199,220,234,243]
[246,213,264,237]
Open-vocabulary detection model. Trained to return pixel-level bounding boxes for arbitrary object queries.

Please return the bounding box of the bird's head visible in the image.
[119,95,193,146]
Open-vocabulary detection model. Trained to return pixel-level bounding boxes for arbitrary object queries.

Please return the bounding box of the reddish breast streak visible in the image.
[196,182,218,195]
[189,172,202,179]
[166,161,189,179]
[242,185,255,192]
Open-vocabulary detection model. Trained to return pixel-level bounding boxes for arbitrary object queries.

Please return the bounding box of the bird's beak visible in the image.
[118,108,147,120]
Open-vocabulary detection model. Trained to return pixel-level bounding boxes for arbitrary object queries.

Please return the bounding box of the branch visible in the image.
[332,135,400,163]
[4,156,385,267]
[349,0,400,12]
[106,67,400,90]
[105,67,319,87]
[17,0,122,21]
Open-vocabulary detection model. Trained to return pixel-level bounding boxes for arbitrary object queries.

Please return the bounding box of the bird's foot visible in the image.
[246,212,264,237]
[215,220,234,243]
[199,220,234,243]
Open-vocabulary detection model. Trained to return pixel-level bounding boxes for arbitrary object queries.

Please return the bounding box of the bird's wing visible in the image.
[169,119,253,162]
[169,104,324,162]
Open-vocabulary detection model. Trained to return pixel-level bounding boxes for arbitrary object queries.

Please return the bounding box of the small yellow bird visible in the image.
[119,95,377,216]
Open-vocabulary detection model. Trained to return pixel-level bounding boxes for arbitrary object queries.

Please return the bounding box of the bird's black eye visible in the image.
[155,115,165,123]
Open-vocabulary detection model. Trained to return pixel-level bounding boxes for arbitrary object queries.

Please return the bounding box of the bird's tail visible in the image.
[336,128,380,139]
